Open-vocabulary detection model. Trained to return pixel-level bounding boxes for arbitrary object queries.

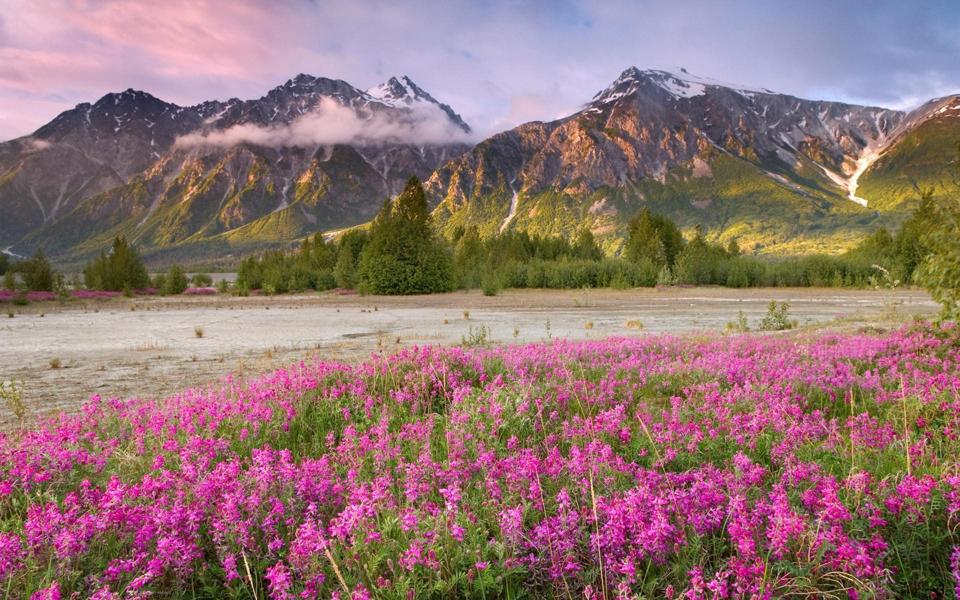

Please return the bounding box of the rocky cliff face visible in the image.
[4,66,957,261]
[428,67,954,254]
[1,74,471,260]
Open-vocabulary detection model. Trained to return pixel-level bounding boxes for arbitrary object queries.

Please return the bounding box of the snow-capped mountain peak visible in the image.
[367,76,471,133]
[367,75,438,107]
[592,66,776,105]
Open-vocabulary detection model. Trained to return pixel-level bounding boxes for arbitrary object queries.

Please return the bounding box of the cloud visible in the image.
[24,138,51,152]
[175,98,474,149]
[1,0,960,142]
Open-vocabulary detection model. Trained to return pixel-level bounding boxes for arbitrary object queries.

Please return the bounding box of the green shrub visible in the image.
[82,236,149,291]
[163,265,188,295]
[481,271,502,296]
[190,273,213,287]
[759,301,793,331]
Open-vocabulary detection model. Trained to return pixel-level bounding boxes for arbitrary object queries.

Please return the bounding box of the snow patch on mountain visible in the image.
[593,67,775,104]
[847,146,882,207]
[499,180,520,233]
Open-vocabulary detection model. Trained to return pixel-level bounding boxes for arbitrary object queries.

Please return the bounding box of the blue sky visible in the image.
[1,0,959,141]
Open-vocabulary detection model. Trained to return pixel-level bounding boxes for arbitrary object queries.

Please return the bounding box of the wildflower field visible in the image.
[4,323,960,599]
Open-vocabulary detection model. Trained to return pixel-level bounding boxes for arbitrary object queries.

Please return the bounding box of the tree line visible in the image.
[3,236,214,298]
[232,176,957,299]
[4,174,959,318]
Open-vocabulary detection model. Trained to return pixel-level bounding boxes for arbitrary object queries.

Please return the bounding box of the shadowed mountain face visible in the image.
[1,75,471,262]
[427,68,958,255]
[2,66,957,263]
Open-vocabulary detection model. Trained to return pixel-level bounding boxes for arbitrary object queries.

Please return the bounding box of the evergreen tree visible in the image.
[895,193,938,282]
[163,265,188,295]
[334,243,356,289]
[20,250,55,291]
[453,226,485,289]
[725,238,741,257]
[357,176,455,294]
[0,254,8,276]
[916,195,960,320]
[674,226,725,285]
[572,228,603,261]
[624,208,685,267]
[82,236,149,291]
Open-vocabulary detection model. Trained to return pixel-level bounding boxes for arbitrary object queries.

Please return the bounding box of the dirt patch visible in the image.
[0,287,938,424]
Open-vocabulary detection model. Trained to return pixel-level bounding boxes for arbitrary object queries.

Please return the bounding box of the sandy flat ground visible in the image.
[0,287,938,423]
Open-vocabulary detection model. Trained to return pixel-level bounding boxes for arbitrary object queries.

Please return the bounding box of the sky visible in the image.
[1,0,959,142]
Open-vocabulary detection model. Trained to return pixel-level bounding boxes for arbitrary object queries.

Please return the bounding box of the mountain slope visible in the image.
[428,67,954,254]
[855,95,960,211]
[2,75,472,262]
[4,67,958,263]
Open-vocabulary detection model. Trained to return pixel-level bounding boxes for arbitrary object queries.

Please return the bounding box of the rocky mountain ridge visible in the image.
[2,66,958,262]
[1,74,471,261]
[427,67,958,254]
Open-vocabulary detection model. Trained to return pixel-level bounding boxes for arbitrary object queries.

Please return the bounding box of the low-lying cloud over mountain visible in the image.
[0,73,473,257]
[176,98,474,149]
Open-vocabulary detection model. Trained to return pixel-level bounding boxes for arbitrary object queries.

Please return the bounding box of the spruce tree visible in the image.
[357,176,455,294]
[453,226,485,289]
[572,228,603,261]
[20,250,55,291]
[82,236,149,291]
[625,208,684,267]
[163,265,188,295]
[674,226,724,285]
[334,243,355,289]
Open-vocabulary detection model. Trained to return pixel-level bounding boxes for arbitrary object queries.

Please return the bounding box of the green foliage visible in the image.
[236,233,340,294]
[357,177,456,294]
[759,301,794,331]
[861,145,960,320]
[17,250,56,291]
[571,228,603,261]
[452,226,485,289]
[461,324,491,347]
[334,243,356,289]
[674,226,729,285]
[83,236,150,292]
[0,380,26,425]
[625,207,685,267]
[163,265,189,295]
[0,253,8,276]
[726,310,750,332]
[480,271,502,296]
[499,258,659,289]
[916,195,960,320]
[3,270,15,291]
[191,273,213,287]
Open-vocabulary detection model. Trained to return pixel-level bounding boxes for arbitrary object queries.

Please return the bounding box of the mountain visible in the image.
[3,67,958,264]
[1,74,471,263]
[427,67,959,254]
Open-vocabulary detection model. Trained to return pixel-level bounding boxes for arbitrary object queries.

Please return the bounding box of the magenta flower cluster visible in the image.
[2,324,960,598]
[182,287,218,296]
[0,290,56,302]
[68,290,122,300]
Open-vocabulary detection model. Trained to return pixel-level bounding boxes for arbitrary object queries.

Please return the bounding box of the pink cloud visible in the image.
[0,0,351,139]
